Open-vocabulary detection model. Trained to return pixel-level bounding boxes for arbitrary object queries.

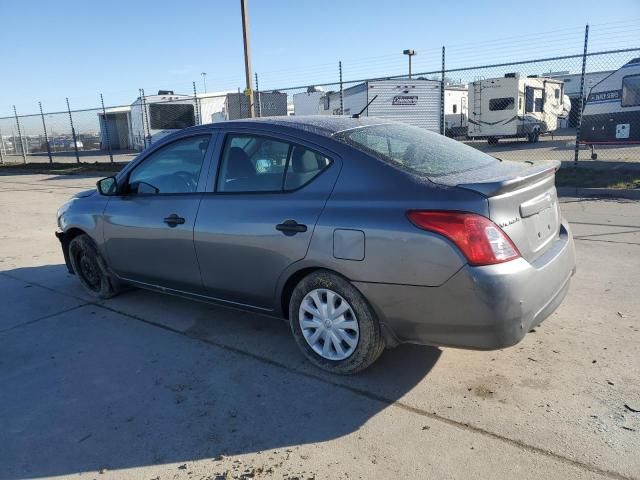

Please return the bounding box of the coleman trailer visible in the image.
[468,74,570,143]
[318,79,442,131]
[581,57,640,157]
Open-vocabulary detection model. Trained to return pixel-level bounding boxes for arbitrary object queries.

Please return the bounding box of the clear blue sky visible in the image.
[1,0,639,117]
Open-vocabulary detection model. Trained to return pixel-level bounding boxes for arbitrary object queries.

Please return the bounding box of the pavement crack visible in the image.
[0,303,88,334]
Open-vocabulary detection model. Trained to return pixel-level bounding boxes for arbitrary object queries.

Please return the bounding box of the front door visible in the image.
[103,133,213,293]
[194,131,340,310]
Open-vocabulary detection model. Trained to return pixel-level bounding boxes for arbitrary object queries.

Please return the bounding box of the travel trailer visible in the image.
[293,87,325,115]
[444,85,468,137]
[319,79,442,131]
[468,74,570,143]
[581,57,640,157]
[130,91,198,150]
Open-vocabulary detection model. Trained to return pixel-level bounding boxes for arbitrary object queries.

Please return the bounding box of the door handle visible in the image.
[276,219,307,236]
[164,214,185,227]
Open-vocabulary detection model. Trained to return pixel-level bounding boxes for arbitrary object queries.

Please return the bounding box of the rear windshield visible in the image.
[333,123,496,177]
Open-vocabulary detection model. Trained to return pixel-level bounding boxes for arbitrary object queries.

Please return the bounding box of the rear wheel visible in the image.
[289,270,384,374]
[68,234,120,299]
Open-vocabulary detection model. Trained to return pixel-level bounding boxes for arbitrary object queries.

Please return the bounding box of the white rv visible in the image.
[468,74,570,143]
[293,87,325,115]
[130,91,198,150]
[318,79,442,131]
[444,85,468,137]
[581,57,640,151]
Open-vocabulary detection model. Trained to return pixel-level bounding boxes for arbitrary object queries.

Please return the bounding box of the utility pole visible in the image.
[240,0,255,118]
[403,49,416,79]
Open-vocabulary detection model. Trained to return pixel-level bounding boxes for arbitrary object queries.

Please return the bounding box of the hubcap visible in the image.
[298,289,359,361]
[78,253,100,291]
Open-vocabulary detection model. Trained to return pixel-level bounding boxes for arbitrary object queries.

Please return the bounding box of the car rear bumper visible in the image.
[354,221,576,350]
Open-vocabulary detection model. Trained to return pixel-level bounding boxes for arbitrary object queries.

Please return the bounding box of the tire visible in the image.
[487,137,498,145]
[289,270,384,374]
[68,234,120,299]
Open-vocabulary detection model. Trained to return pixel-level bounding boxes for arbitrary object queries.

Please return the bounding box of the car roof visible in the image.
[185,116,391,138]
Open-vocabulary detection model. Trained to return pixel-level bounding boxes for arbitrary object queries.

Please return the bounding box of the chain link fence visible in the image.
[1,24,639,191]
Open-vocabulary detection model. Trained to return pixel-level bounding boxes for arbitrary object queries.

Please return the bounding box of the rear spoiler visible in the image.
[457,161,560,197]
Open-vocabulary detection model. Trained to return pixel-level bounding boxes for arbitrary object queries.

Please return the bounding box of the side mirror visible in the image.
[97,176,118,196]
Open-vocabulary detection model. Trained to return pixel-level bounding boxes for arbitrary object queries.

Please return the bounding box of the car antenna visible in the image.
[352,95,378,118]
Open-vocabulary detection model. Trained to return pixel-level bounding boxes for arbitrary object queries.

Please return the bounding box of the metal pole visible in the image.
[240,0,255,118]
[339,61,344,116]
[141,88,151,146]
[0,127,4,164]
[574,25,589,167]
[39,102,53,163]
[255,72,262,117]
[409,55,412,79]
[13,106,27,163]
[192,81,200,125]
[66,98,80,164]
[138,89,146,148]
[440,46,446,136]
[100,94,114,163]
[201,72,207,93]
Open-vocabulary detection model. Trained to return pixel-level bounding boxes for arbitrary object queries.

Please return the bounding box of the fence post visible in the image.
[141,88,151,147]
[12,106,27,163]
[100,94,114,163]
[38,102,53,164]
[65,98,80,164]
[339,61,344,116]
[0,127,4,164]
[192,81,200,125]
[574,25,589,167]
[255,72,262,118]
[440,46,446,135]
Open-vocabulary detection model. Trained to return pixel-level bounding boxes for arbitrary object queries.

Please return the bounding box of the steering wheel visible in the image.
[174,171,198,192]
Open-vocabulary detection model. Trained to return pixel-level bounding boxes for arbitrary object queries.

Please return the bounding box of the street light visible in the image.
[403,49,417,79]
[201,72,207,93]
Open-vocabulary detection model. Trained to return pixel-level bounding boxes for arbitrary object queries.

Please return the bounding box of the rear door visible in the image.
[103,133,214,293]
[194,130,340,310]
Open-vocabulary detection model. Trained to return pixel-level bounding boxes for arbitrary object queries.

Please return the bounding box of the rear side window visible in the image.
[334,123,495,177]
[217,134,331,192]
[489,97,515,111]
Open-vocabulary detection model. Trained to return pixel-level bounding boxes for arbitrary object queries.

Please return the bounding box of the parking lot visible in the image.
[0,172,639,480]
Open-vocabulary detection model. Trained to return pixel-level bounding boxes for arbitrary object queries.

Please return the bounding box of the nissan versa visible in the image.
[56,117,576,374]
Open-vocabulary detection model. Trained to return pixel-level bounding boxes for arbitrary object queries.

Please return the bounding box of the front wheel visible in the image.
[289,270,384,374]
[68,234,121,299]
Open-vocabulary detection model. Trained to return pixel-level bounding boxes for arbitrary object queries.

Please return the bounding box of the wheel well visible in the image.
[61,228,87,273]
[280,267,320,319]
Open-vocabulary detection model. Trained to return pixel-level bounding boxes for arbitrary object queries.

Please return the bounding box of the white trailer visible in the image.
[293,88,325,115]
[468,74,570,143]
[581,57,640,155]
[130,91,198,150]
[319,79,442,131]
[444,85,468,136]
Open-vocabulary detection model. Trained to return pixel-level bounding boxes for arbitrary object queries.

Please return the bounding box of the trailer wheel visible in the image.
[487,137,498,145]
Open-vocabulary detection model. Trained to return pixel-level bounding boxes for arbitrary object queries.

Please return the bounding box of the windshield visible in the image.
[334,123,496,177]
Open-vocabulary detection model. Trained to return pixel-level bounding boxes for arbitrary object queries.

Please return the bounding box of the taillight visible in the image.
[406,210,520,266]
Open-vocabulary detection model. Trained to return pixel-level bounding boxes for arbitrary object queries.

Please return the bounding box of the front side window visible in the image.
[217,134,331,192]
[149,103,195,130]
[489,97,515,111]
[622,75,640,107]
[128,135,209,194]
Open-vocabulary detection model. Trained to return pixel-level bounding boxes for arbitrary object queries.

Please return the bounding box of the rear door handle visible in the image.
[164,214,185,227]
[276,220,307,236]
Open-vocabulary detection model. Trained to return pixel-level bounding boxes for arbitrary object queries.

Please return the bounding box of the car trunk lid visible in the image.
[432,160,561,262]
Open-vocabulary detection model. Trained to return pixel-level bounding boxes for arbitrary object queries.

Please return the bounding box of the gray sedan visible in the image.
[56,117,576,374]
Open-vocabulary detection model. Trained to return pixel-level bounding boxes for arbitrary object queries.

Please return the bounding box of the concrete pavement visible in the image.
[0,173,638,480]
